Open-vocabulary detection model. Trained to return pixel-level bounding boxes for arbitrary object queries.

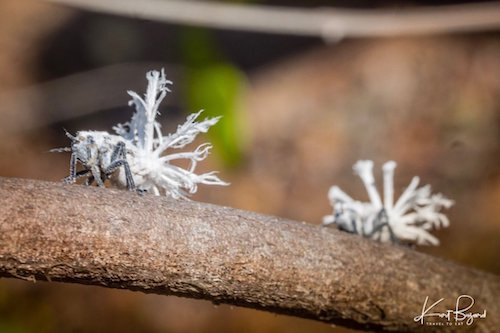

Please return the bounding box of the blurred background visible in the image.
[0,0,499,332]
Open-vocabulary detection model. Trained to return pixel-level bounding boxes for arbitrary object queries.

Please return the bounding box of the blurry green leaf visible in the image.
[186,64,246,168]
[0,323,29,333]
[181,27,246,168]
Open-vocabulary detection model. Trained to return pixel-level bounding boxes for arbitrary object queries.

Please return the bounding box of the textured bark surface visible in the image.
[0,177,498,332]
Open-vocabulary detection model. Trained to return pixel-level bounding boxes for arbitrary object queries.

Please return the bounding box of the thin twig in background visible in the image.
[45,0,500,39]
[0,177,498,332]
[0,63,180,134]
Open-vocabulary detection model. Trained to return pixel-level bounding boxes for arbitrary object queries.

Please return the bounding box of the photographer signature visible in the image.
[414,295,486,325]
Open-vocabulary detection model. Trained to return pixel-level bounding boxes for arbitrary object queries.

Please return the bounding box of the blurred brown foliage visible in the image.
[0,0,499,332]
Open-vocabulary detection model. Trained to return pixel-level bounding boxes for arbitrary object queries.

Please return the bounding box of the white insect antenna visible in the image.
[49,129,76,153]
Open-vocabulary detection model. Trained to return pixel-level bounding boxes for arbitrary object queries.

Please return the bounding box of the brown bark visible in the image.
[0,177,498,332]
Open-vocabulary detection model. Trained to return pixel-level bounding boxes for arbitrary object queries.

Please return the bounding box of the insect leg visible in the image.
[136,188,147,196]
[122,161,136,191]
[50,147,72,153]
[65,169,93,184]
[104,159,135,191]
[350,218,358,234]
[366,209,400,244]
[64,129,77,141]
[107,142,135,190]
[111,141,125,162]
[85,175,95,186]
[91,166,105,187]
[75,169,90,177]
[63,152,78,184]
[378,209,399,244]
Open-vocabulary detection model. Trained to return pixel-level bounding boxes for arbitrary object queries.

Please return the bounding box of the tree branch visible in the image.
[0,63,180,134]
[0,177,498,332]
[46,0,500,39]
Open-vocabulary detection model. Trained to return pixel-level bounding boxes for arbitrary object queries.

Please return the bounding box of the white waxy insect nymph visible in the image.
[54,69,228,199]
[323,160,454,246]
[52,130,136,190]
